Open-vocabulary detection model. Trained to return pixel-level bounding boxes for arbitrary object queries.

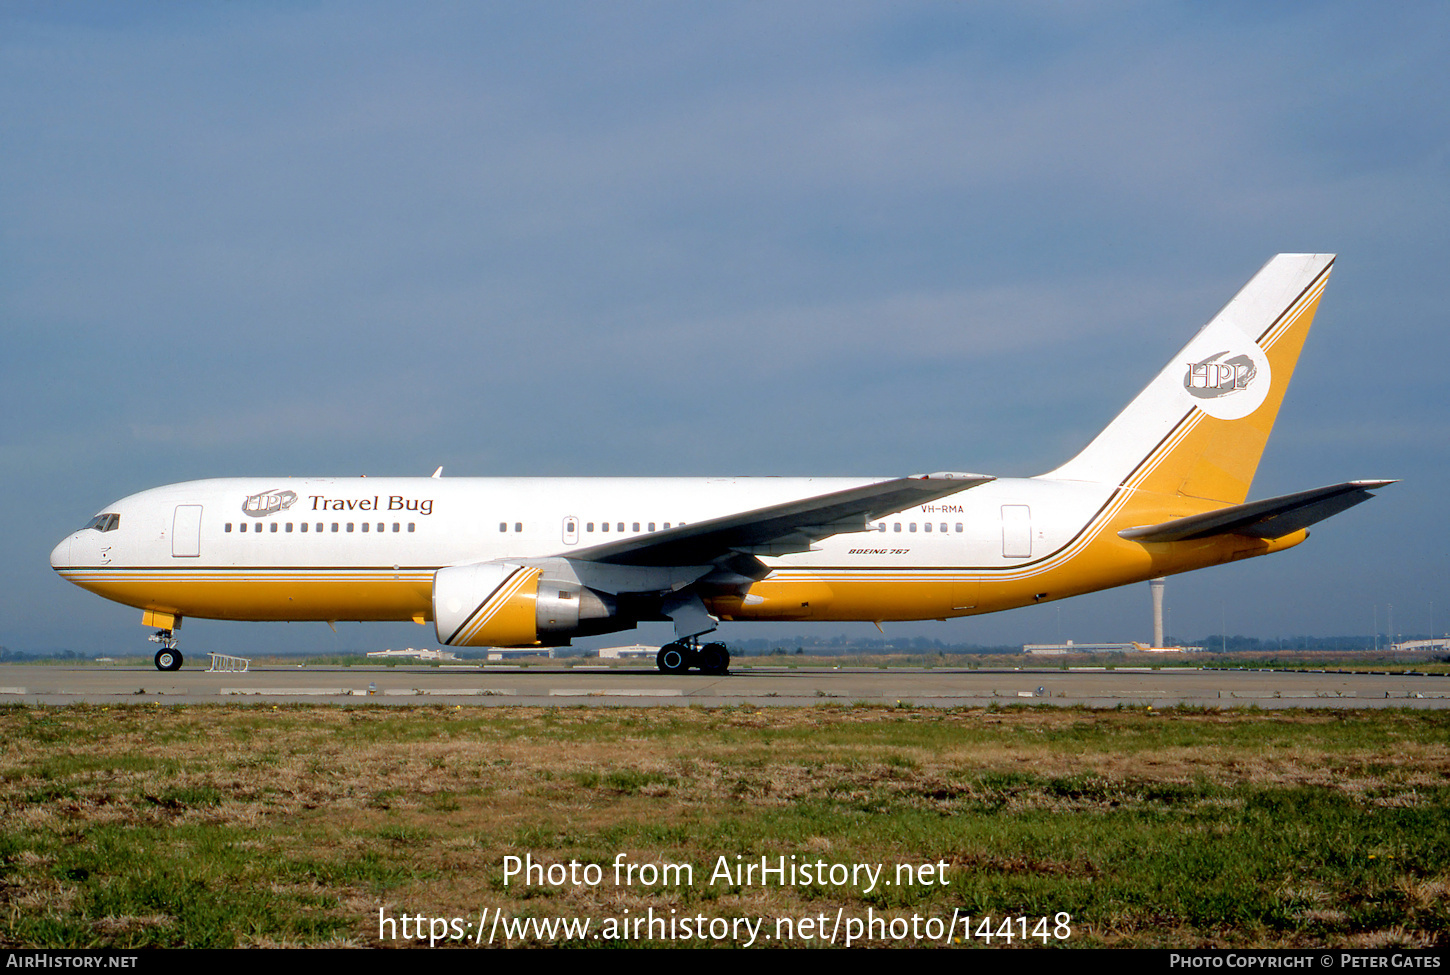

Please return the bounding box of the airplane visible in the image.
[50,253,1392,673]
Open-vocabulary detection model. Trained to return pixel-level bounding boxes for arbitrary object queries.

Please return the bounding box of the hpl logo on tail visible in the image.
[1184,351,1257,399]
[1180,341,1271,421]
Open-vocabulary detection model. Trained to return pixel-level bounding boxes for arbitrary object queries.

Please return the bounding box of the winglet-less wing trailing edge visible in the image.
[565,472,995,567]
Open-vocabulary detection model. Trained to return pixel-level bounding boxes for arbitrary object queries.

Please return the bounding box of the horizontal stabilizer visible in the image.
[1119,480,1395,543]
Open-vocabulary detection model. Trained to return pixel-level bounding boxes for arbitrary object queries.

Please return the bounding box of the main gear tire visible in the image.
[698,643,730,675]
[656,642,689,674]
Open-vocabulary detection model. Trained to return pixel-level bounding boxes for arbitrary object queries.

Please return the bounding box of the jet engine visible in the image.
[433,560,619,647]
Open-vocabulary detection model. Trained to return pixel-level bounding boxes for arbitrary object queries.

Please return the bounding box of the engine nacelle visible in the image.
[433,561,619,647]
[434,562,541,647]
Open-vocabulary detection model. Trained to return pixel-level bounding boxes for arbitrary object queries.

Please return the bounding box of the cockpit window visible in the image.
[84,513,120,532]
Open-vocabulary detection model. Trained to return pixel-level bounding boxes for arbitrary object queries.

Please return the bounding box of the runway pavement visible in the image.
[2,661,1448,708]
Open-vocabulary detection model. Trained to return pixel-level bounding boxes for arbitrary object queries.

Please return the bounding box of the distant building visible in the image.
[367,648,458,661]
[486,648,554,661]
[1390,639,1450,653]
[1023,642,1201,655]
[1024,642,1137,655]
[597,645,657,659]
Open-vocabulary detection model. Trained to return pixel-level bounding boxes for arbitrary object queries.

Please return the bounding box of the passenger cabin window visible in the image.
[514,522,522,532]
[408,523,416,532]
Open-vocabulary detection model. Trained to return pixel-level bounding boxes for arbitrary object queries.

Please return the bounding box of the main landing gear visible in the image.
[656,638,730,675]
[149,630,183,671]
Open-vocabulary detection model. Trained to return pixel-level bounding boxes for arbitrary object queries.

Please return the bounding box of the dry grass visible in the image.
[0,704,1446,947]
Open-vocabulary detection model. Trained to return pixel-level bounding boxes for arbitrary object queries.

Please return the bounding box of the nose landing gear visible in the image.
[656,638,730,675]
[149,630,183,671]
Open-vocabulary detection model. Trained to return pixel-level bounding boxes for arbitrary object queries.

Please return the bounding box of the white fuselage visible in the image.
[53,475,1109,575]
[51,471,1296,644]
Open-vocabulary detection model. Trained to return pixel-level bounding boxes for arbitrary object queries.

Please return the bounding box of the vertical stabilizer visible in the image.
[1043,254,1335,504]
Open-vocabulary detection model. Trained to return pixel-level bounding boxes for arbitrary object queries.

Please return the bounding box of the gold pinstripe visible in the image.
[451,567,541,646]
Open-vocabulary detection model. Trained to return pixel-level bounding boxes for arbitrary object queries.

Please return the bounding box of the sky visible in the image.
[2,1,1447,655]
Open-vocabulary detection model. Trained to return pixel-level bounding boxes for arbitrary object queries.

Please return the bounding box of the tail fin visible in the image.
[1044,254,1335,504]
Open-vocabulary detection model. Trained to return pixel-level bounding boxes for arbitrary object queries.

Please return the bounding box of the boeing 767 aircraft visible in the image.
[51,254,1390,672]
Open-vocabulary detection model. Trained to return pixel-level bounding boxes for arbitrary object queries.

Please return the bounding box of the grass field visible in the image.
[1,703,1446,948]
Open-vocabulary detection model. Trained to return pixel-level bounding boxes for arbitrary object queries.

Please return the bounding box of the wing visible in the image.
[1118,480,1395,543]
[565,472,994,567]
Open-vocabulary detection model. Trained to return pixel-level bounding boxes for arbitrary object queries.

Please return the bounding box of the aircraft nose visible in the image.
[50,535,73,570]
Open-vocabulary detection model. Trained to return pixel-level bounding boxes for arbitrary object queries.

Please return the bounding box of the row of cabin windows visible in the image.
[225,522,416,533]
[506,521,682,533]
[495,520,959,534]
[876,522,964,533]
[218,519,960,536]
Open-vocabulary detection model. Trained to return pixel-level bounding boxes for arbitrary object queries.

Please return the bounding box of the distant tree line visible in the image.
[0,647,99,661]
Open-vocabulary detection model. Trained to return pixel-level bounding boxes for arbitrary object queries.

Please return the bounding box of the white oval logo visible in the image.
[1182,343,1271,420]
[241,489,298,517]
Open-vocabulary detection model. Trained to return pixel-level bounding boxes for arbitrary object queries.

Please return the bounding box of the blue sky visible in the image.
[3,2,1446,654]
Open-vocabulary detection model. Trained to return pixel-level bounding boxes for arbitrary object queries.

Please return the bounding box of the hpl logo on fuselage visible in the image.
[1184,351,1256,399]
[241,489,298,517]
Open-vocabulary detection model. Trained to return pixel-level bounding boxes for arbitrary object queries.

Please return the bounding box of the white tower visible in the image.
[1150,577,1166,649]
